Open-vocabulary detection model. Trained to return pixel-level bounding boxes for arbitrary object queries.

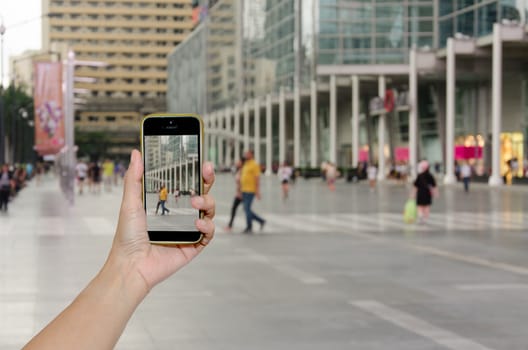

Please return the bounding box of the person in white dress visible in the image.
[277,162,293,199]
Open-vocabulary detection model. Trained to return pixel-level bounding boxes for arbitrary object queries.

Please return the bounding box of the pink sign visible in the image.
[395,147,409,161]
[359,150,369,162]
[455,146,483,160]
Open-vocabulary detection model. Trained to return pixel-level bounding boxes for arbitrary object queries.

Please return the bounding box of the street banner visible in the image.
[33,62,65,155]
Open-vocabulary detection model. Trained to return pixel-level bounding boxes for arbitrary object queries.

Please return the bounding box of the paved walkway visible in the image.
[1,174,528,349]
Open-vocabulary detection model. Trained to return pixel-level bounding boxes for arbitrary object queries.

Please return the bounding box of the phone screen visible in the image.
[142,116,202,243]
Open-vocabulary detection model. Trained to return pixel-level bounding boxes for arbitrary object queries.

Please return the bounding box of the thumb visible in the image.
[121,149,144,211]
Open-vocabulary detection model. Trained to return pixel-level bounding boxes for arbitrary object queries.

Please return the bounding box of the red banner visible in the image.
[33,62,65,155]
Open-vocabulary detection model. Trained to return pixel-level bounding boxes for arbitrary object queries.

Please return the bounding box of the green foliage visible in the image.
[1,84,34,126]
[0,84,35,163]
[75,129,112,161]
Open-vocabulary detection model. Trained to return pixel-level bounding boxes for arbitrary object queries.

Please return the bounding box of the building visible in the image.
[10,49,63,96]
[167,0,528,186]
[42,0,195,158]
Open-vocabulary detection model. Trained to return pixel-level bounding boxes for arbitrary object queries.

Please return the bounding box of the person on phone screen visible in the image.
[240,150,265,233]
[22,150,216,350]
[174,187,180,206]
[158,184,169,215]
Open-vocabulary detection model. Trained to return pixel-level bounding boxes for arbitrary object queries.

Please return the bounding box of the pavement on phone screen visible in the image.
[1,172,528,349]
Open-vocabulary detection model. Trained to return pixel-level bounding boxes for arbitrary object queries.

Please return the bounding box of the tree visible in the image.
[0,84,35,164]
[75,129,112,161]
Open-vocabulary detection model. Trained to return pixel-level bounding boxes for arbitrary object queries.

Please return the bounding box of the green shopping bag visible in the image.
[403,199,417,224]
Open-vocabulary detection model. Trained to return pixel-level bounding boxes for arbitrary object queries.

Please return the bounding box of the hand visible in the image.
[256,191,261,200]
[109,150,216,293]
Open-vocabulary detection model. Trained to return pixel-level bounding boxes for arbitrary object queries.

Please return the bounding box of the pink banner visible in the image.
[455,146,483,160]
[33,62,64,155]
[359,150,369,162]
[395,147,409,161]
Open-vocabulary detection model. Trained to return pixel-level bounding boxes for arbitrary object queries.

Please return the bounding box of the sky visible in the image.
[0,0,42,86]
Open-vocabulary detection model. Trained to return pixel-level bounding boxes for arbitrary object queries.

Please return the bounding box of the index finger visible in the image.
[202,162,215,195]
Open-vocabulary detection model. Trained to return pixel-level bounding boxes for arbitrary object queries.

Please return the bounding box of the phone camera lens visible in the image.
[170,120,174,124]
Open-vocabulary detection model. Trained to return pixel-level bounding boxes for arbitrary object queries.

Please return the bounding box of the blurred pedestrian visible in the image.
[26,163,34,180]
[102,159,114,192]
[240,150,265,233]
[225,158,244,232]
[325,162,337,191]
[320,161,328,182]
[277,161,293,199]
[367,163,377,191]
[413,160,437,224]
[0,164,14,212]
[92,162,102,194]
[173,187,180,206]
[35,162,44,186]
[460,161,472,193]
[76,160,88,195]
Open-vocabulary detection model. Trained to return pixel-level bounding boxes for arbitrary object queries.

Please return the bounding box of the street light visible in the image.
[60,48,109,205]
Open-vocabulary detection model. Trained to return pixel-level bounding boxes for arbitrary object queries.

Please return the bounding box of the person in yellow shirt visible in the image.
[240,150,265,233]
[102,159,115,192]
[156,184,170,215]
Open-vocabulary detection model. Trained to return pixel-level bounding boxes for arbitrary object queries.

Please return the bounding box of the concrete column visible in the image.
[218,131,224,169]
[254,98,261,164]
[294,84,301,167]
[351,75,360,167]
[203,119,209,163]
[185,160,188,191]
[234,104,240,162]
[244,101,250,151]
[310,80,318,168]
[409,49,418,179]
[192,157,196,193]
[279,87,286,164]
[329,75,337,164]
[266,93,272,175]
[178,157,182,190]
[168,167,172,194]
[444,38,457,184]
[489,24,503,186]
[224,108,232,166]
[377,75,386,181]
[174,164,178,191]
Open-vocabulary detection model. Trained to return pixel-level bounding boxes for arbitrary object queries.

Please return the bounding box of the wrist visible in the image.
[96,253,150,308]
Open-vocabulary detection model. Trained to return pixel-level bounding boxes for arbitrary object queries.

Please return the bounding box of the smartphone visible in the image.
[141,114,203,244]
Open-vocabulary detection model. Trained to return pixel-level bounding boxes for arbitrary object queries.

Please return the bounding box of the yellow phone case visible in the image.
[140,113,204,245]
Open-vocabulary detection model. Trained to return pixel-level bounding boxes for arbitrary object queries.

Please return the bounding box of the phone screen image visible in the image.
[143,133,201,237]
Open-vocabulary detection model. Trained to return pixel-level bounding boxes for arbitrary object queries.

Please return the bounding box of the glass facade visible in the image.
[167,25,208,115]
[255,0,296,92]
[439,0,528,47]
[318,0,435,65]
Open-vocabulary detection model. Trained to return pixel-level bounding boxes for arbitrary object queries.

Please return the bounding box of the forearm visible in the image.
[23,255,148,350]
